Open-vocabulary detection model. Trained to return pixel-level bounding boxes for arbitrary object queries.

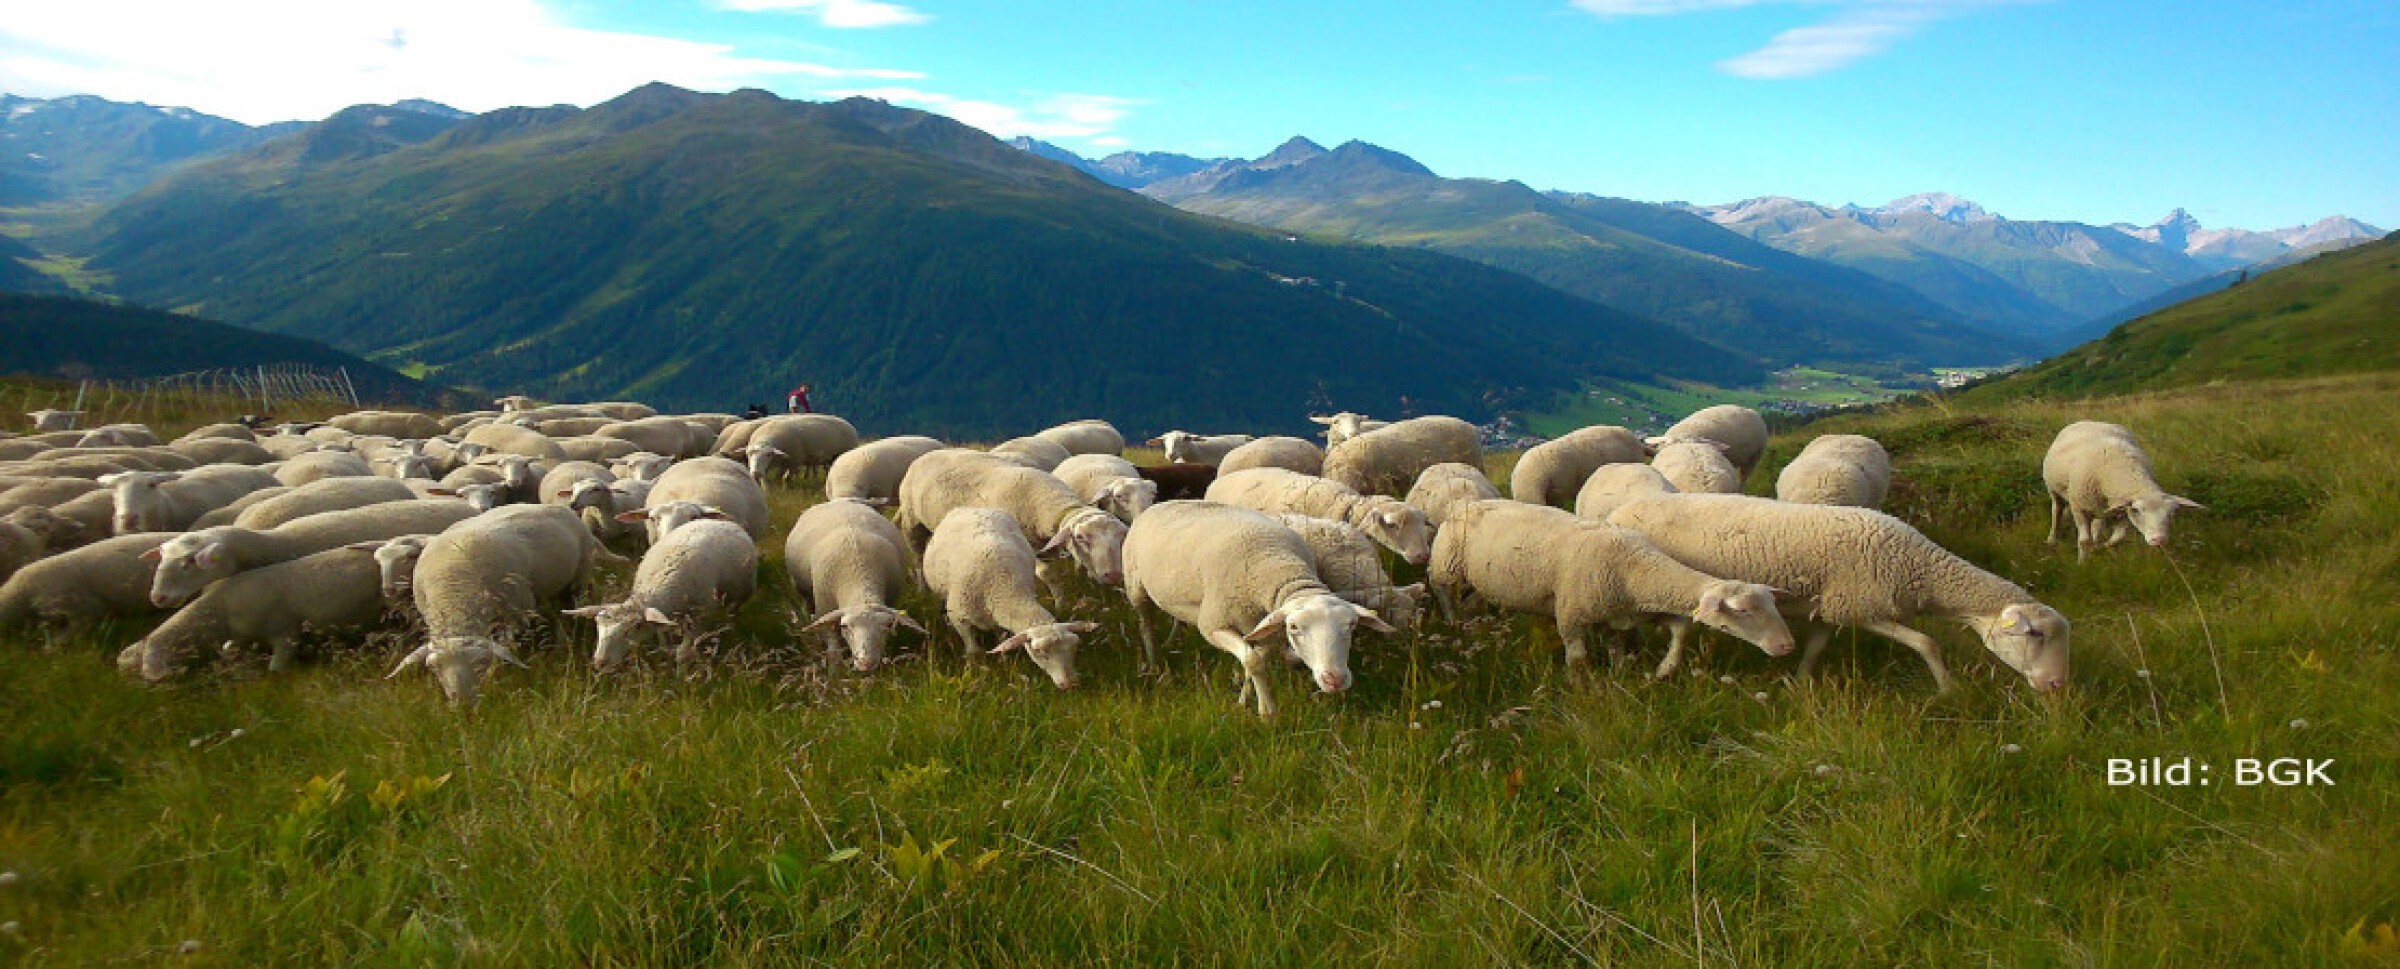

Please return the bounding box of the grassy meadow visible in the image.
[3,374,2398,966]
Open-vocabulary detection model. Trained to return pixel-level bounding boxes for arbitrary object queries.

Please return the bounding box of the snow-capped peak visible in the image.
[1874,192,1996,223]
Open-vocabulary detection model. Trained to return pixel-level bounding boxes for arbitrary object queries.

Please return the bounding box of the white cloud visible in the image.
[1090,135,1131,149]
[1570,0,2035,79]
[718,0,930,29]
[827,87,1139,142]
[0,0,924,125]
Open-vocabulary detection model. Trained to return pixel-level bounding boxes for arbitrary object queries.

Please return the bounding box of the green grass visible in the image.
[1523,367,1918,436]
[4,374,2399,965]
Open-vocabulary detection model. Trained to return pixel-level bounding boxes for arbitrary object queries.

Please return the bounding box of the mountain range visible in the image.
[69,85,1754,436]
[0,93,302,212]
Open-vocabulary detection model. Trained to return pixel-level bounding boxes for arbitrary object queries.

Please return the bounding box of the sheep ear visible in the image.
[642,607,675,626]
[861,497,894,507]
[139,546,163,562]
[1244,609,1288,641]
[990,632,1029,654]
[802,610,846,633]
[1066,621,1100,634]
[388,645,431,678]
[615,510,651,523]
[486,642,528,668]
[97,473,127,486]
[427,488,458,497]
[561,605,608,619]
[2172,496,2206,511]
[1035,530,1074,559]
[1697,589,1724,615]
[555,489,575,498]
[1353,608,1397,634]
[193,545,222,570]
[342,541,386,552]
[1309,415,1335,424]
[700,506,732,521]
[893,612,929,635]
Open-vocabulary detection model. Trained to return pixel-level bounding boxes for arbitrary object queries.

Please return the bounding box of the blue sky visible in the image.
[3,0,2392,229]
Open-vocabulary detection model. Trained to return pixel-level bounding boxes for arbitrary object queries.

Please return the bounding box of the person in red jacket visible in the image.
[786,383,813,414]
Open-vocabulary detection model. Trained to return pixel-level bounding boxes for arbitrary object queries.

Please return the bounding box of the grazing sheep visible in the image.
[1511,425,1645,508]
[146,500,485,607]
[191,486,292,529]
[897,450,1128,600]
[824,436,946,505]
[1272,513,1425,630]
[1404,463,1499,530]
[228,477,417,530]
[1572,464,1679,521]
[625,456,769,541]
[492,395,540,412]
[1,505,88,584]
[118,546,390,680]
[0,532,173,630]
[566,519,757,668]
[1308,412,1389,448]
[579,479,654,544]
[1651,441,1742,495]
[990,436,1074,473]
[1135,463,1216,501]
[710,419,764,458]
[0,477,100,514]
[598,416,716,460]
[1217,437,1326,477]
[786,499,925,673]
[1053,454,1159,523]
[1205,467,1434,565]
[353,534,438,602]
[734,415,861,484]
[461,422,569,461]
[2044,421,2202,561]
[1607,493,2070,692]
[1033,420,1125,457]
[389,504,609,708]
[42,490,114,544]
[540,461,617,511]
[173,423,257,445]
[589,401,657,421]
[273,450,376,488]
[328,411,443,439]
[1322,415,1481,497]
[613,452,677,483]
[553,435,644,463]
[99,466,282,534]
[1123,501,1394,717]
[675,413,742,433]
[920,507,1098,690]
[1149,431,1254,467]
[1647,405,1768,483]
[1777,434,1893,509]
[1430,500,1794,679]
[28,410,83,432]
[75,425,160,448]
[534,417,616,438]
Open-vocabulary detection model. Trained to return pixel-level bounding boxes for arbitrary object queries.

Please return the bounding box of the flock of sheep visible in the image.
[0,397,2205,716]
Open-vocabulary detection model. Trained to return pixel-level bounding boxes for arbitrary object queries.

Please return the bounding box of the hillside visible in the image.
[0,234,61,292]
[0,292,445,405]
[1966,233,2400,401]
[82,85,1757,438]
[1130,138,2027,373]
[0,94,297,210]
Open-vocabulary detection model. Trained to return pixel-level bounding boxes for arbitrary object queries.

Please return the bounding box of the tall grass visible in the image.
[3,374,2396,965]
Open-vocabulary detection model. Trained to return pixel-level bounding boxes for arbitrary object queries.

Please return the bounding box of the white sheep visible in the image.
[1053,454,1159,523]
[786,499,926,673]
[553,435,644,464]
[589,401,658,421]
[1607,493,2070,692]
[189,486,292,529]
[921,507,1098,690]
[612,452,677,483]
[167,437,275,466]
[0,532,172,631]
[328,411,443,439]
[492,395,540,412]
[1271,513,1425,631]
[2043,421,2202,561]
[1032,419,1125,457]
[145,500,484,607]
[352,534,437,601]
[117,546,390,680]
[1308,411,1389,448]
[989,436,1074,473]
[27,410,83,432]
[1776,434,1893,509]
[99,466,282,534]
[1122,501,1394,718]
[1510,425,1645,508]
[231,477,418,530]
[1647,405,1768,483]
[1651,440,1742,494]
[1217,436,1326,477]
[172,423,257,445]
[1322,415,1481,497]
[1430,500,1794,679]
[0,505,86,584]
[538,461,617,511]
[1405,462,1500,530]
[623,456,769,541]
[533,417,616,438]
[1572,464,1679,521]
[273,450,376,488]
[389,504,609,708]
[598,416,716,461]
[75,425,160,448]
[1204,467,1434,565]
[824,436,946,505]
[461,422,569,461]
[1149,431,1255,467]
[566,519,757,668]
[896,449,1128,597]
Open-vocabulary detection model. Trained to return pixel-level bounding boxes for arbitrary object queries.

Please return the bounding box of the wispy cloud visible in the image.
[717,0,930,29]
[0,0,923,125]
[1572,0,2033,79]
[827,87,1139,142]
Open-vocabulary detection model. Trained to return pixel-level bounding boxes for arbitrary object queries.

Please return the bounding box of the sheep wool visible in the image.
[787,499,924,673]
[1509,425,1644,509]
[1321,415,1481,497]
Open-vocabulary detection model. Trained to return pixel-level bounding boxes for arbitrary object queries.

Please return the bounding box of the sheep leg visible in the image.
[1795,625,1835,678]
[1212,631,1279,719]
[268,638,298,674]
[2070,507,2096,562]
[1432,583,1458,624]
[1654,617,1694,681]
[947,617,980,664]
[820,630,845,675]
[2045,491,2067,545]
[2105,519,2132,547]
[1863,621,1953,692]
